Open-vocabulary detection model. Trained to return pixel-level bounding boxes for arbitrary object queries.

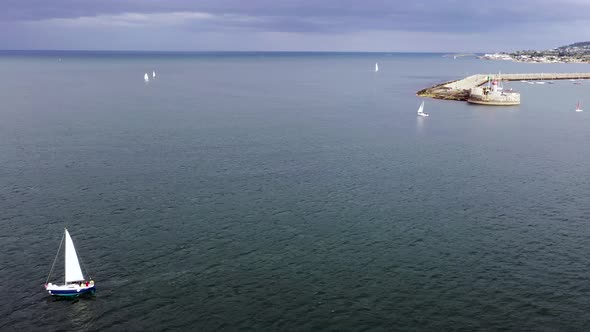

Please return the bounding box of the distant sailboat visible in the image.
[144,73,150,82]
[152,70,156,79]
[45,229,95,297]
[576,101,583,112]
[375,63,379,72]
[417,101,429,117]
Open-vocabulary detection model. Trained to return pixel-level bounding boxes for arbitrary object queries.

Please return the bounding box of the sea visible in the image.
[2,51,590,331]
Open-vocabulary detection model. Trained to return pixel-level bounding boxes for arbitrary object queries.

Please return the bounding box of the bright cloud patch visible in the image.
[37,11,217,28]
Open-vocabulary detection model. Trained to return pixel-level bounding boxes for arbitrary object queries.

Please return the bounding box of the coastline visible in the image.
[480,52,590,64]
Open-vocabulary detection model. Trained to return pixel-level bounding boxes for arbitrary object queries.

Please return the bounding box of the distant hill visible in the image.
[556,41,590,51]
[511,42,590,57]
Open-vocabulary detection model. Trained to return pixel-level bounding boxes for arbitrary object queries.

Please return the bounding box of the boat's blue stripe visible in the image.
[49,286,96,296]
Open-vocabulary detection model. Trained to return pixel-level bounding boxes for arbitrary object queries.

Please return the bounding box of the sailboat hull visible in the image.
[46,283,95,297]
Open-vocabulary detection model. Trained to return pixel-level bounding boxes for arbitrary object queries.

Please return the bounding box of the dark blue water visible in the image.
[2,51,590,330]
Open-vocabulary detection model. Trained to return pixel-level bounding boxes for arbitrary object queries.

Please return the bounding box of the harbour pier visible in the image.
[417,72,590,105]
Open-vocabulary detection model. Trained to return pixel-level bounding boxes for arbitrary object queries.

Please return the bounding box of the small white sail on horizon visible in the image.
[375,62,379,72]
[144,73,149,82]
[417,101,429,117]
[152,70,156,79]
[576,101,583,112]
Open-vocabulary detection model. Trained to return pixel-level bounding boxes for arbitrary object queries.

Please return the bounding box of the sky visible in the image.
[0,0,588,52]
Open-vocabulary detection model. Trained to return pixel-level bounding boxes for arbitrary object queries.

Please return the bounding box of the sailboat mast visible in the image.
[64,229,66,284]
[45,232,65,285]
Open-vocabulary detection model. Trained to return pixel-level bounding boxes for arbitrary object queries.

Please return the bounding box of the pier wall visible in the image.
[417,72,590,102]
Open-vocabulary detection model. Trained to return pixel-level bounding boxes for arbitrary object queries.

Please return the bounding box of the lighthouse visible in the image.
[491,79,499,92]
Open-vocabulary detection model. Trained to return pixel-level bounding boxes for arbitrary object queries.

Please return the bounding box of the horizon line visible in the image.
[0,49,483,54]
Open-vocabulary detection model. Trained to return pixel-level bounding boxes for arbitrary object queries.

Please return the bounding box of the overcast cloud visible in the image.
[0,0,588,51]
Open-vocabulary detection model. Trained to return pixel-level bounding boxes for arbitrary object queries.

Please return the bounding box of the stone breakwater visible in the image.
[417,73,590,102]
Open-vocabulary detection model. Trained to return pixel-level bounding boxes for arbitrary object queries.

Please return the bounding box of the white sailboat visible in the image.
[144,73,150,82]
[576,101,583,112]
[45,229,95,297]
[417,101,429,117]
[152,70,156,79]
[375,62,379,72]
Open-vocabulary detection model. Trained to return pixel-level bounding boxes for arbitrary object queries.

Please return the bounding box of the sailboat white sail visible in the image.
[417,101,429,117]
[152,70,156,79]
[375,63,379,72]
[45,228,95,297]
[144,73,150,82]
[64,229,85,283]
[576,101,583,112]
